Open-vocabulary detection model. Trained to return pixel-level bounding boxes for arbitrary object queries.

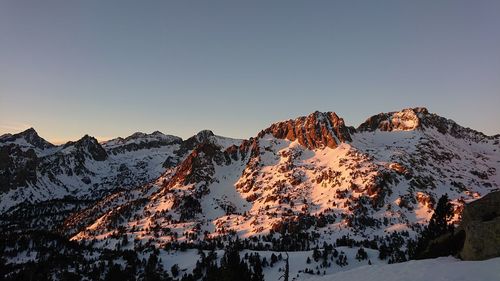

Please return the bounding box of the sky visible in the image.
[0,0,499,143]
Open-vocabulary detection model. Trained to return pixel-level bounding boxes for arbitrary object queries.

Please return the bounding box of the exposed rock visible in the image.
[259,111,352,149]
[357,107,428,132]
[104,131,182,154]
[58,108,499,256]
[175,130,216,157]
[168,142,228,188]
[459,191,500,260]
[0,127,55,150]
[63,135,108,161]
[358,107,495,143]
[0,144,38,192]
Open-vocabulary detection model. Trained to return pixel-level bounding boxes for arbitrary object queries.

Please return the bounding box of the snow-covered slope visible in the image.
[0,127,56,155]
[0,129,242,215]
[150,249,499,281]
[305,256,500,281]
[68,108,498,264]
[2,107,499,281]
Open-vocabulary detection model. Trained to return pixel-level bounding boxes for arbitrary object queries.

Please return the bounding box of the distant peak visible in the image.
[151,130,164,136]
[196,130,215,139]
[128,132,148,139]
[21,127,37,134]
[358,107,430,132]
[260,111,352,149]
[413,107,429,114]
[2,127,55,149]
[193,130,215,143]
[356,107,492,141]
[64,134,100,148]
[80,134,98,142]
[124,131,176,140]
[16,127,40,139]
[174,130,217,157]
[102,131,182,150]
[63,134,107,161]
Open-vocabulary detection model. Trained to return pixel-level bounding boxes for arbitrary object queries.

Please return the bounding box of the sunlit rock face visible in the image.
[0,127,240,214]
[1,108,499,272]
[65,108,499,258]
[358,107,498,143]
[358,107,428,132]
[259,111,353,149]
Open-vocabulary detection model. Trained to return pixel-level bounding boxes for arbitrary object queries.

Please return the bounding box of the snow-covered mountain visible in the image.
[63,108,498,261]
[0,127,56,153]
[1,107,499,280]
[0,129,241,216]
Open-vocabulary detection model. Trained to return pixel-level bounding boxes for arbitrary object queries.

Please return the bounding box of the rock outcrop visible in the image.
[357,107,428,132]
[459,191,500,260]
[357,107,496,143]
[63,135,108,161]
[0,127,55,150]
[0,144,38,192]
[259,111,353,149]
[104,131,182,154]
[175,130,216,157]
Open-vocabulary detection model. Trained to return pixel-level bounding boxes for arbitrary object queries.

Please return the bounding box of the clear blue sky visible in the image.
[1,0,499,143]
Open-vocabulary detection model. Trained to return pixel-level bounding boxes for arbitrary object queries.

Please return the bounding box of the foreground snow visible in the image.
[148,248,499,281]
[307,256,500,281]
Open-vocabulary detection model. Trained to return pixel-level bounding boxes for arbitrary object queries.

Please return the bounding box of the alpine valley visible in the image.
[1,107,499,281]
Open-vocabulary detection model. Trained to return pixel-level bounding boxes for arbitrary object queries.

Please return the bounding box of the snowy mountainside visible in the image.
[2,107,500,281]
[69,108,499,262]
[0,127,56,154]
[0,129,242,216]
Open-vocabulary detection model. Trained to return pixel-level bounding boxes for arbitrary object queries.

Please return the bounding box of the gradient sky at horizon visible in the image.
[1,0,499,143]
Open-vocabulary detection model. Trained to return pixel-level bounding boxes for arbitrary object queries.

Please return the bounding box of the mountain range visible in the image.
[1,107,499,280]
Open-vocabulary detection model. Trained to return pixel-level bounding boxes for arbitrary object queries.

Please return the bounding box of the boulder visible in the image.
[459,191,500,260]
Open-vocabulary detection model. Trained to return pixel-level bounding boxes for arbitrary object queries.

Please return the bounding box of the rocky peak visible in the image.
[151,130,167,137]
[168,142,227,188]
[0,127,55,150]
[357,107,494,142]
[259,111,352,149]
[127,132,148,139]
[357,107,429,132]
[194,130,215,142]
[0,144,38,192]
[123,131,181,144]
[0,133,13,141]
[64,135,107,161]
[175,130,217,157]
[102,131,182,154]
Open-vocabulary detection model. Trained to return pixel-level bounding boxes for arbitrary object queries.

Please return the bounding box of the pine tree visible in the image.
[171,264,179,277]
[312,247,321,262]
[251,257,264,281]
[279,253,289,281]
[414,194,455,259]
[427,194,454,237]
[270,253,278,267]
[144,251,165,281]
[205,242,251,281]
